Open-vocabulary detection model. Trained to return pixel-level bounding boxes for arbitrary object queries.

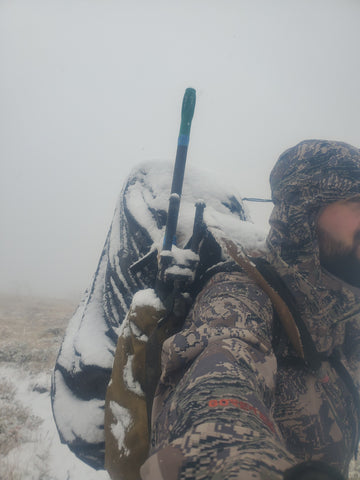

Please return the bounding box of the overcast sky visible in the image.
[1,0,360,299]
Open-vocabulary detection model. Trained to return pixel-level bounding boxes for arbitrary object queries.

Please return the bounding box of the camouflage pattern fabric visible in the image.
[141,140,360,479]
[142,270,295,480]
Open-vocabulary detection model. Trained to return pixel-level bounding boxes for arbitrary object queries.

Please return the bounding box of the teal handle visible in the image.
[179,88,196,138]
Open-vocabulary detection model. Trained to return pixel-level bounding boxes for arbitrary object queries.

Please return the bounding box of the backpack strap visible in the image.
[251,257,325,373]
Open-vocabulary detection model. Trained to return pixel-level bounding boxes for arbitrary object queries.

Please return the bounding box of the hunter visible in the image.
[53,139,360,480]
[105,140,360,480]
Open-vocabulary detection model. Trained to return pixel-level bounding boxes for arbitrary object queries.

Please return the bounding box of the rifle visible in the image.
[139,88,207,427]
[130,88,204,303]
[162,87,196,251]
[156,87,203,303]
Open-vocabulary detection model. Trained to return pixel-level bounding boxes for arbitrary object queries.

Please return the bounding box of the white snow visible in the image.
[109,401,132,457]
[160,246,199,265]
[52,370,105,444]
[164,265,194,277]
[128,320,148,342]
[131,288,165,311]
[0,365,110,480]
[58,248,115,372]
[73,253,116,369]
[123,355,144,397]
[123,161,267,250]
[203,205,268,253]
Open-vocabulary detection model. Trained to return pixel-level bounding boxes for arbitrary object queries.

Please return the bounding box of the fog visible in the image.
[1,0,360,300]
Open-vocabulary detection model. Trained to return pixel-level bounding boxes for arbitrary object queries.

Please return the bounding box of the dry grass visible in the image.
[0,293,76,373]
[0,377,42,455]
[0,293,76,477]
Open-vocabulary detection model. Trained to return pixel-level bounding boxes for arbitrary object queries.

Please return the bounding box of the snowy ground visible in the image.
[0,294,110,480]
[1,287,360,479]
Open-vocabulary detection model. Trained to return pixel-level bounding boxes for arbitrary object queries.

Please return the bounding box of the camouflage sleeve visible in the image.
[141,271,296,480]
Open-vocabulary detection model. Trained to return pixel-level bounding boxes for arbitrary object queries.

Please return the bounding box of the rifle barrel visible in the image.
[163,88,196,249]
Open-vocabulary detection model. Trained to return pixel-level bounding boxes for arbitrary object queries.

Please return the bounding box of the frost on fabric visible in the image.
[52,370,105,444]
[110,401,133,456]
[123,354,144,397]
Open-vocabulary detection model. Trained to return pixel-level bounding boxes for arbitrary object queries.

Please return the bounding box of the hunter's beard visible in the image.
[318,228,360,288]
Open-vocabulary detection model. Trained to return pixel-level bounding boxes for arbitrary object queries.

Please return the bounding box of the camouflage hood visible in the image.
[266,139,360,353]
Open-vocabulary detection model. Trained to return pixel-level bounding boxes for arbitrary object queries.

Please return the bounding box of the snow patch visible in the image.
[160,245,199,264]
[132,288,165,311]
[129,319,148,342]
[110,401,132,456]
[204,207,267,253]
[52,370,105,444]
[0,365,109,480]
[118,309,132,338]
[123,354,144,397]
[57,248,115,372]
[165,265,194,278]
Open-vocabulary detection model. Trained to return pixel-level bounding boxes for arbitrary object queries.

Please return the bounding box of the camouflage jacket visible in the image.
[141,140,360,480]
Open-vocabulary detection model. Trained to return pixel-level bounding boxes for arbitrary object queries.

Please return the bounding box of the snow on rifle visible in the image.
[131,88,202,300]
